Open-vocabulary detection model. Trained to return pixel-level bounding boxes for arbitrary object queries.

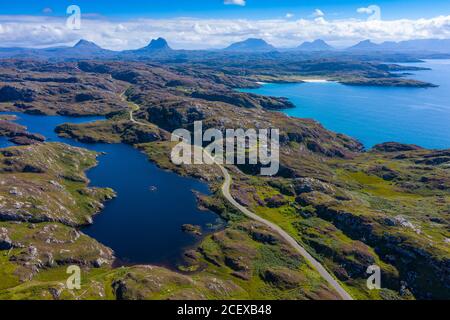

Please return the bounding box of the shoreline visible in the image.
[256,79,331,85]
[300,79,330,83]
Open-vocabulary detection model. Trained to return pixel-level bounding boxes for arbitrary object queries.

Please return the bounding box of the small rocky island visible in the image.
[181,224,202,236]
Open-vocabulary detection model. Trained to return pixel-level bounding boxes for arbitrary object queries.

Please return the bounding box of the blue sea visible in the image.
[241,59,450,149]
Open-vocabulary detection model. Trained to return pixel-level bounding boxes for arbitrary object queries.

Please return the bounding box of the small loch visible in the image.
[241,60,450,149]
[0,112,221,267]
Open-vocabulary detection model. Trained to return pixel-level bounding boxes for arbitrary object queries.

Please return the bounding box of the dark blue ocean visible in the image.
[241,59,450,149]
[0,113,220,266]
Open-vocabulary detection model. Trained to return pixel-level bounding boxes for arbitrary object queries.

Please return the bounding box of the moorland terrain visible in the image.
[0,41,448,300]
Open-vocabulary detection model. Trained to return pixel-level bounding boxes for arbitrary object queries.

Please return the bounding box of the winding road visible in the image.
[125,94,353,300]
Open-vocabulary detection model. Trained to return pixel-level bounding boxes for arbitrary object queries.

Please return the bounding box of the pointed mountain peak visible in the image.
[225,38,276,52]
[360,39,374,45]
[348,40,380,50]
[348,39,379,50]
[143,37,172,51]
[298,39,333,51]
[74,39,102,49]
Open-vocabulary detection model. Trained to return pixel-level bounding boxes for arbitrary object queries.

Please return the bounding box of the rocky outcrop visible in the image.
[0,227,13,250]
[77,61,112,74]
[298,197,449,299]
[262,267,305,289]
[294,177,334,194]
[111,265,243,300]
[340,78,437,88]
[5,222,114,281]
[0,143,116,227]
[23,76,78,83]
[372,142,423,153]
[0,119,45,145]
[191,90,295,110]
[75,93,101,102]
[0,86,35,102]
[264,194,288,208]
[181,224,202,236]
[367,165,400,181]
[56,119,165,145]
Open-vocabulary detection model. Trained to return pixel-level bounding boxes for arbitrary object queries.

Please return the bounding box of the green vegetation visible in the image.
[0,143,115,226]
[56,118,164,145]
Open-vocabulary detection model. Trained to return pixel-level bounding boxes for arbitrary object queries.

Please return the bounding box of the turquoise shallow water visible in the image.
[241,60,450,149]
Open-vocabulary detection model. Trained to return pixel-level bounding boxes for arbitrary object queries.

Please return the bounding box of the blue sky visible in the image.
[0,1,449,49]
[1,0,449,20]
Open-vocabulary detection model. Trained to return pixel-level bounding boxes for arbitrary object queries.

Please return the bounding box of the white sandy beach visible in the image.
[300,79,329,83]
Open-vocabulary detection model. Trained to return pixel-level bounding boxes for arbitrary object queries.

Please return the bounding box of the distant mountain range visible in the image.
[297,39,334,51]
[0,37,173,59]
[133,37,172,52]
[0,37,449,60]
[347,40,378,51]
[223,38,450,53]
[348,39,450,52]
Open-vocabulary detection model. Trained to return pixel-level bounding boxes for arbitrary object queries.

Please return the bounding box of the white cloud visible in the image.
[42,8,53,14]
[0,14,449,50]
[224,0,246,6]
[312,9,325,18]
[286,13,294,19]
